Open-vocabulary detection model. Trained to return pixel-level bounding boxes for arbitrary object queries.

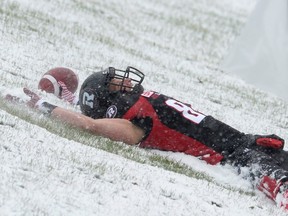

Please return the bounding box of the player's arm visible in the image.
[7,88,145,145]
[51,107,145,145]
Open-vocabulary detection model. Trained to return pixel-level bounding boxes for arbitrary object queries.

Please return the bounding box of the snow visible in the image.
[0,0,287,215]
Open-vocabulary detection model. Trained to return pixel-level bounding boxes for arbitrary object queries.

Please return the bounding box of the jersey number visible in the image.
[165,99,205,124]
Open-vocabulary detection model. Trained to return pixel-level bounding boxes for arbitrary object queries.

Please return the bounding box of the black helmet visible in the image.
[79,66,145,119]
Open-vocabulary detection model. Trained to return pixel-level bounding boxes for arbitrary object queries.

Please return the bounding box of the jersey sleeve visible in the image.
[130,117,153,141]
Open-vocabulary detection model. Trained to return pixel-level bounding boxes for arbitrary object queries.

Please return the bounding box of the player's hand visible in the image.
[5,88,42,108]
[5,88,57,115]
[4,89,36,105]
[58,81,76,104]
[23,88,57,114]
[23,87,41,108]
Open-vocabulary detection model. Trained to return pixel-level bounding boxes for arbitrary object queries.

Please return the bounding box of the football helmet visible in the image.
[79,66,145,119]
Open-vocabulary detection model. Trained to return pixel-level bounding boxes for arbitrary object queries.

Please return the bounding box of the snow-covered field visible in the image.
[0,0,288,215]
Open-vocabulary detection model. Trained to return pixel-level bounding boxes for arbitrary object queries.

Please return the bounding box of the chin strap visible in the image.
[132,84,144,94]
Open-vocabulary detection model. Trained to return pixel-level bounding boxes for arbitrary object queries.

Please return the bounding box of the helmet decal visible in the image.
[106,105,117,118]
[82,91,96,109]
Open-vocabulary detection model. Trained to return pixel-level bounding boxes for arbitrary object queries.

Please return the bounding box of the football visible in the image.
[38,67,79,97]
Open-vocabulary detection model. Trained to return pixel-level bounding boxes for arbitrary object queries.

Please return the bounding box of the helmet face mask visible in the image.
[107,66,145,93]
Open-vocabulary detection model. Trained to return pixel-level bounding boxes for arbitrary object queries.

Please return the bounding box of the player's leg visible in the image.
[231,146,288,208]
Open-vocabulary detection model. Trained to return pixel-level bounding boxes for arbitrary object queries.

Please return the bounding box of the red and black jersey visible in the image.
[110,91,246,165]
[79,71,288,203]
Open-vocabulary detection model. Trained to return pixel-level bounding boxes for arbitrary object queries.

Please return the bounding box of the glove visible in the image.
[23,88,57,114]
[255,134,284,149]
[58,81,78,105]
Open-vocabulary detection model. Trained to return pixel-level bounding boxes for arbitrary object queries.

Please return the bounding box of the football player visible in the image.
[6,66,288,210]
